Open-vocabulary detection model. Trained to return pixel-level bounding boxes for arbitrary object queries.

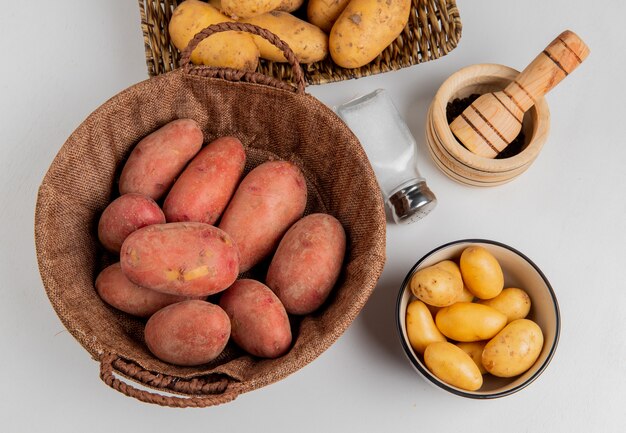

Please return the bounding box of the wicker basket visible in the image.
[35,24,386,407]
[139,0,463,84]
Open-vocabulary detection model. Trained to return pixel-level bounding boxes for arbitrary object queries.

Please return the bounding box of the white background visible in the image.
[1,0,625,431]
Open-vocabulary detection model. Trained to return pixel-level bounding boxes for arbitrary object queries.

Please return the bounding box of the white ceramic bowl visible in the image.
[396,239,560,398]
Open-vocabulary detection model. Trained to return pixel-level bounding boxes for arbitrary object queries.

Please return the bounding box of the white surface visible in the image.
[1,0,624,431]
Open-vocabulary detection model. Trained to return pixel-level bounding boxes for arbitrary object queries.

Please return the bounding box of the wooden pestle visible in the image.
[450,30,590,158]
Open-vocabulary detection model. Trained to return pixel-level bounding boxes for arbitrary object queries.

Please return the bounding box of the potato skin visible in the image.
[478,287,531,323]
[218,161,307,272]
[424,342,483,391]
[409,263,463,307]
[456,341,488,375]
[144,300,230,366]
[307,0,351,33]
[435,302,507,342]
[95,263,200,317]
[163,136,246,225]
[329,0,411,68]
[219,279,292,358]
[482,319,544,377]
[221,0,283,19]
[405,300,446,354]
[119,119,203,200]
[460,246,504,299]
[266,213,346,315]
[97,193,165,253]
[169,0,259,70]
[120,222,239,297]
[241,11,328,63]
[277,0,305,12]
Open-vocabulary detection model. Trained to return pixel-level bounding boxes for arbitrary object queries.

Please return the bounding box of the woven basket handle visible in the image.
[180,22,306,94]
[99,352,241,408]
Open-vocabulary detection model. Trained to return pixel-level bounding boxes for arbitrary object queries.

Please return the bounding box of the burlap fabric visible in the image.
[34,24,386,407]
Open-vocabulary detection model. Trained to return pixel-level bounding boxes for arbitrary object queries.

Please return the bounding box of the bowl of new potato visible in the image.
[396,239,560,398]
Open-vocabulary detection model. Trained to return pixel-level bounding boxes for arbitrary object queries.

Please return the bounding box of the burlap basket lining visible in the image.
[35,24,386,407]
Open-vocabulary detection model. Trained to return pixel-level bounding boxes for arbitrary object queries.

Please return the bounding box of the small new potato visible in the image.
[329,0,411,68]
[241,12,328,63]
[435,302,507,342]
[424,342,483,391]
[478,287,531,323]
[169,0,259,70]
[409,263,463,307]
[219,279,292,358]
[144,300,230,366]
[456,341,488,375]
[405,300,446,354]
[460,245,504,299]
[482,319,544,378]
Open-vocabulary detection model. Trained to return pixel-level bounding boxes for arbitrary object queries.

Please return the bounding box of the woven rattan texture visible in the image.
[139,0,462,84]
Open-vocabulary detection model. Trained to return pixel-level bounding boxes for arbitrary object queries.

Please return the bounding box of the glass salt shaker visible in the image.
[336,89,437,224]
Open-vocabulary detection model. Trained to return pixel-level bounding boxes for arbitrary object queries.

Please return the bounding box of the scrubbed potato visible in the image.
[409,263,463,307]
[266,213,346,315]
[478,287,531,323]
[405,300,446,354]
[119,119,203,200]
[307,0,351,33]
[460,245,504,299]
[329,0,411,68]
[241,12,328,63]
[120,222,239,297]
[95,263,200,317]
[221,0,283,19]
[482,319,544,377]
[218,160,307,272]
[169,0,259,70]
[219,279,292,358]
[424,342,483,391]
[435,302,507,342]
[163,136,246,225]
[456,341,488,375]
[97,193,165,253]
[144,300,231,366]
[277,0,305,12]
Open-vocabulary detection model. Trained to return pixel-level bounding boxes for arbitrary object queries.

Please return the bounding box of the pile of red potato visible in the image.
[95,119,346,366]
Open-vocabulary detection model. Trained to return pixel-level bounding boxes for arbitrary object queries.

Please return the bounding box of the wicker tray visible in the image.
[139,0,462,84]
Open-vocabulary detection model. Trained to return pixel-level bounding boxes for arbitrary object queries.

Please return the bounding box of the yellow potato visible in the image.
[460,246,504,299]
[456,341,488,374]
[482,319,544,377]
[434,261,475,303]
[409,264,463,307]
[478,287,531,323]
[221,0,283,18]
[405,300,446,354]
[435,302,507,342]
[307,0,351,33]
[241,11,328,63]
[329,0,411,68]
[169,0,259,70]
[278,0,305,12]
[424,342,483,391]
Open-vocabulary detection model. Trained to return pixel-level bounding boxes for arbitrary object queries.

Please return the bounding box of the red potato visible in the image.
[218,160,307,272]
[266,213,346,315]
[144,300,230,366]
[163,136,246,224]
[120,222,239,297]
[119,119,203,200]
[219,279,292,358]
[97,193,165,253]
[95,262,201,317]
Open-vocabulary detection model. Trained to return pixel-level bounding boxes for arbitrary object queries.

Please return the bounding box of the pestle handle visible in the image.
[503,30,590,113]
